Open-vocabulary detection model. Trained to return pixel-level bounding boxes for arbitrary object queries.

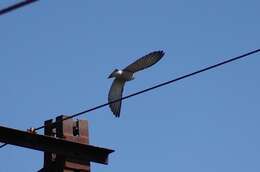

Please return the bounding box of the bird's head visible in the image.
[108,69,120,78]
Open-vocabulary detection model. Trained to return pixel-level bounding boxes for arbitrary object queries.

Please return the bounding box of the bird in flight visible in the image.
[108,50,165,117]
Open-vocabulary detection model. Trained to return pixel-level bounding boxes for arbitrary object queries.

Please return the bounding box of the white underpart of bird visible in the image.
[107,50,165,117]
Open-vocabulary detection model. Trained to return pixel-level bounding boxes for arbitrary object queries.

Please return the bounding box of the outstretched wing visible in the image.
[108,79,126,117]
[124,50,165,73]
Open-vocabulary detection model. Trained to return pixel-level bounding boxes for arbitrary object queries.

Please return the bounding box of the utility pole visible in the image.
[39,115,91,172]
[0,115,114,172]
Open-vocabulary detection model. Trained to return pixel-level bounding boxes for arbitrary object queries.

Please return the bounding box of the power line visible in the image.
[0,0,38,16]
[0,143,7,148]
[1,48,260,149]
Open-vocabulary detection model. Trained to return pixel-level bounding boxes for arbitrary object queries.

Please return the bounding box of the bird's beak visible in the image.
[108,74,113,79]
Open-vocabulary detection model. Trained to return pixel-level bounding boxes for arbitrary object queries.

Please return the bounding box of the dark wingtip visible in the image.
[116,109,121,117]
[157,50,165,57]
[151,50,165,58]
[114,112,120,118]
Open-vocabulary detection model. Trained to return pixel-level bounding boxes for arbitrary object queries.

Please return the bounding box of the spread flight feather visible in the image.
[108,50,165,117]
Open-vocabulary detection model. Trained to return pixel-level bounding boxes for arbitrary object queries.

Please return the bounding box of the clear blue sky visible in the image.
[0,0,260,171]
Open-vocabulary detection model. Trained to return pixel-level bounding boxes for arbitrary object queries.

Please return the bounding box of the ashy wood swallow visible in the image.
[108,50,165,117]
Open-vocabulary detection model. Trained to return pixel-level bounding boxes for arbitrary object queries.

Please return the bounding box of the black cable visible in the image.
[0,0,38,16]
[0,143,7,148]
[1,48,260,149]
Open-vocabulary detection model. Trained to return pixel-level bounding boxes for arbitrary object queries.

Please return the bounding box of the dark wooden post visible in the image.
[42,115,90,172]
[0,118,114,172]
[43,119,55,169]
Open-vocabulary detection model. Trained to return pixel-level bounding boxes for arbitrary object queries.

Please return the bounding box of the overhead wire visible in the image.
[0,48,260,149]
[0,0,38,16]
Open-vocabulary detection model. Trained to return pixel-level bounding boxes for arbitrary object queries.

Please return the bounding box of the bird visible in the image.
[107,50,165,117]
